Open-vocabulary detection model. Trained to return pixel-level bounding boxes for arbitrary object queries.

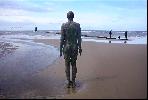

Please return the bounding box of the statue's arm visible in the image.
[60,24,65,57]
[77,24,82,55]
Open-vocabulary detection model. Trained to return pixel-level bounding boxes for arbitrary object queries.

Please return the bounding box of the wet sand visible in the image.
[0,39,147,99]
[0,42,18,58]
[34,39,147,99]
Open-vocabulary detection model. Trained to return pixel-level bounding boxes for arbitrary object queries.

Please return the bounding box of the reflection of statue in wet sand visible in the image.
[60,11,82,88]
[66,87,76,94]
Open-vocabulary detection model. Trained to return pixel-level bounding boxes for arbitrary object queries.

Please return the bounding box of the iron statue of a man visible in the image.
[60,11,82,88]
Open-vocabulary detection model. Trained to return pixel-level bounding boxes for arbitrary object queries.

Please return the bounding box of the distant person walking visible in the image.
[60,11,82,88]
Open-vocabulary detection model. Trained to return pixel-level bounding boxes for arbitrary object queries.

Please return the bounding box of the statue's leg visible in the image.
[65,59,71,88]
[71,60,77,88]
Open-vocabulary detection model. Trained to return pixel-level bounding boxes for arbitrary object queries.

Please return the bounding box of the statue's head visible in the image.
[67,11,74,19]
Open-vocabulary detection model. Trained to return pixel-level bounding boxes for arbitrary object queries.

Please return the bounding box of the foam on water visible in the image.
[0,34,60,40]
[127,36,147,44]
[0,31,147,44]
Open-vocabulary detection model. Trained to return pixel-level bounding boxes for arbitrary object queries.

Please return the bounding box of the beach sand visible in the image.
[33,39,147,99]
[0,39,147,99]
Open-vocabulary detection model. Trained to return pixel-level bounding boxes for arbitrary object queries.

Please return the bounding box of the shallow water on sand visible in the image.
[0,41,59,74]
[0,37,60,98]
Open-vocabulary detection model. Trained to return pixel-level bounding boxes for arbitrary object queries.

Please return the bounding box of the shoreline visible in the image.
[33,38,147,47]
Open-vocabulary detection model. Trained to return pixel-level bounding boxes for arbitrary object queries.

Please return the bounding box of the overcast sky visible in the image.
[0,0,147,31]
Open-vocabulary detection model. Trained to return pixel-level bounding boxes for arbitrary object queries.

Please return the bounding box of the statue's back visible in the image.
[63,22,80,47]
[61,21,80,58]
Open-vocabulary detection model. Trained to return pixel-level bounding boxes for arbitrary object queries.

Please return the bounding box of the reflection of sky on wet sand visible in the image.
[0,42,18,58]
[0,38,59,98]
[0,41,59,74]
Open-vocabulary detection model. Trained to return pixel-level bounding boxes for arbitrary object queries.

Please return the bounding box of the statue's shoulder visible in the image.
[62,22,80,29]
[74,22,81,30]
[73,22,80,26]
[61,23,66,27]
[62,22,69,28]
[71,22,80,29]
